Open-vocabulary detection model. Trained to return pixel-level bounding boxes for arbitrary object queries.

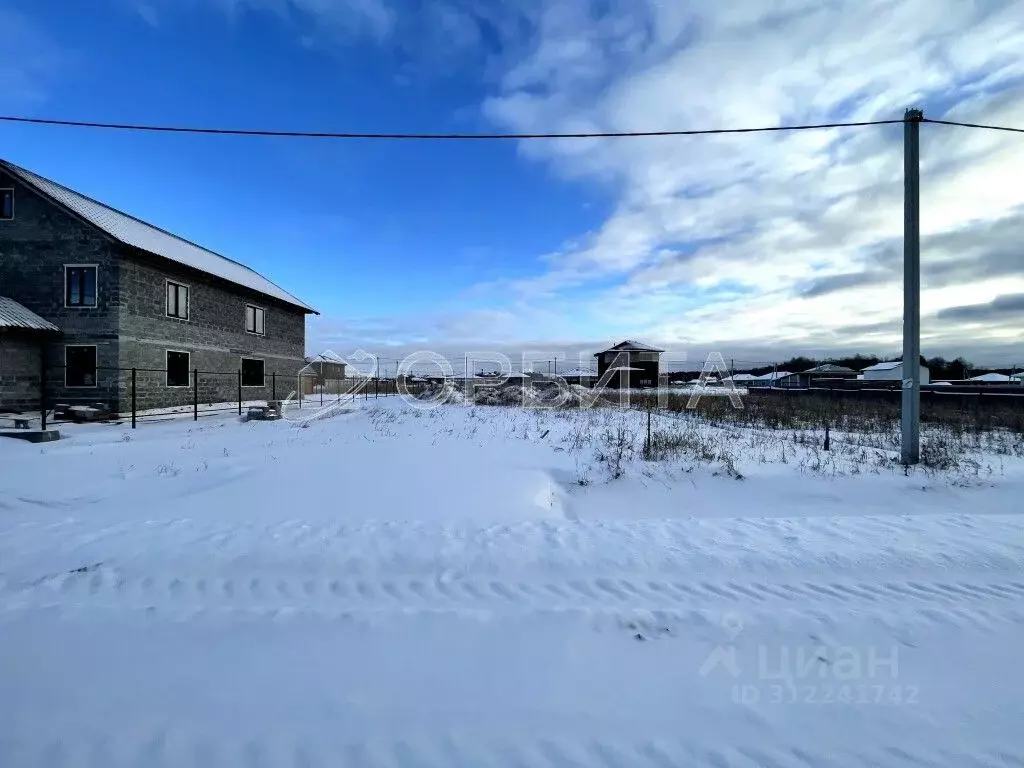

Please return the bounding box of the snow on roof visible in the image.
[758,371,793,380]
[805,364,857,374]
[863,361,930,372]
[559,368,597,377]
[307,351,347,365]
[1013,372,1024,380]
[1,160,316,314]
[727,373,759,381]
[595,340,666,355]
[0,297,60,332]
[969,373,1011,382]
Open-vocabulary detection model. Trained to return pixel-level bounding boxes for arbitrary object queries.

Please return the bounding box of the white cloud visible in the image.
[474,0,1024,361]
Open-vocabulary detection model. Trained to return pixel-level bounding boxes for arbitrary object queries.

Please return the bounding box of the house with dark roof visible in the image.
[593,340,664,389]
[0,159,317,413]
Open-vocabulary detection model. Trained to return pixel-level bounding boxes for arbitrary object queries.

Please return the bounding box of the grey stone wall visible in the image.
[0,171,121,409]
[1,170,310,413]
[118,254,308,411]
[0,334,43,412]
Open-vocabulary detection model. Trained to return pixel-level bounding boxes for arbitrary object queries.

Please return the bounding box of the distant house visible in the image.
[968,373,1013,385]
[726,373,759,384]
[861,361,931,384]
[299,352,348,396]
[747,371,795,388]
[0,158,316,413]
[788,363,860,388]
[594,341,664,389]
[303,351,347,381]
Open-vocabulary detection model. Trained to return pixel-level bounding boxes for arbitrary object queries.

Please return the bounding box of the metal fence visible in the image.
[34,365,408,429]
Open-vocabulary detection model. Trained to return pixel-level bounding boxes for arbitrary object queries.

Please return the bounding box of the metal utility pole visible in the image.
[901,108,923,465]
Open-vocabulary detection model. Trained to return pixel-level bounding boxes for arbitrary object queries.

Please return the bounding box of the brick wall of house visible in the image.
[0,334,44,412]
[0,171,122,409]
[118,254,308,411]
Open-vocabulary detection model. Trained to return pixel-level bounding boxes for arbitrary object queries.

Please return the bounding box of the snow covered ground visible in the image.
[2,398,1024,767]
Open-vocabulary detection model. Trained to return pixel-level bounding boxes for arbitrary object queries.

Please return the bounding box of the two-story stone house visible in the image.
[0,158,317,413]
[593,340,664,389]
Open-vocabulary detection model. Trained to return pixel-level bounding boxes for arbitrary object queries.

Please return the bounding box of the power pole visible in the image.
[901,108,923,465]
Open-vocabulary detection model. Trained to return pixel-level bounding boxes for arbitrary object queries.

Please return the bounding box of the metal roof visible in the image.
[1,159,316,314]
[805,364,857,374]
[0,297,60,332]
[595,340,666,355]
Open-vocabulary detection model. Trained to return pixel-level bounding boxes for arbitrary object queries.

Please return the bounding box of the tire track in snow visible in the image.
[5,568,1024,630]
[0,736,1021,768]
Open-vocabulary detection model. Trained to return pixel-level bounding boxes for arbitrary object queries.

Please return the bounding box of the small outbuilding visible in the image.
[861,361,930,384]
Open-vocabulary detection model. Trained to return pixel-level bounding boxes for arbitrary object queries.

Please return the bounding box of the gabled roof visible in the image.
[306,351,347,365]
[805,364,857,374]
[862,361,902,371]
[560,368,597,377]
[727,373,759,381]
[969,373,1011,382]
[1,159,316,314]
[594,340,665,356]
[863,360,930,372]
[758,371,793,380]
[0,296,60,332]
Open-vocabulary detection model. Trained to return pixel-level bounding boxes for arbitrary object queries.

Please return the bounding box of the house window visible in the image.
[241,357,265,387]
[166,281,189,320]
[245,305,265,336]
[166,350,190,388]
[0,189,12,220]
[65,266,98,308]
[65,345,97,388]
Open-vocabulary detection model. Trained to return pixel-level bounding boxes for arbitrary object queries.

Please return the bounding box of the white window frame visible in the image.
[165,279,190,321]
[0,187,13,220]
[63,264,99,309]
[245,304,266,337]
[64,344,98,389]
[240,357,266,388]
[165,349,191,388]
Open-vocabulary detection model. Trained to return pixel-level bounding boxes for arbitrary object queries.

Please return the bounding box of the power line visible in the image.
[923,118,1024,134]
[0,114,903,140]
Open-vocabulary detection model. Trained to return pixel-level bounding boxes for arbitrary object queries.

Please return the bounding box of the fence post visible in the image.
[39,355,47,430]
[375,378,379,399]
[237,369,242,415]
[131,367,137,429]
[272,371,276,401]
[320,379,324,407]
[193,368,199,421]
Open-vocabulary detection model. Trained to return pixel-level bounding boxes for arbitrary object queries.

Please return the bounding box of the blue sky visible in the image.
[4,0,1024,364]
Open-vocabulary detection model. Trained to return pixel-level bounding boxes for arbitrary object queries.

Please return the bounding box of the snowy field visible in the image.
[2,398,1024,766]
